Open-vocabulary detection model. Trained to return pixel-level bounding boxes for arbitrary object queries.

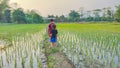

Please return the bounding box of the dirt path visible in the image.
[52,52,75,68]
[44,35,75,68]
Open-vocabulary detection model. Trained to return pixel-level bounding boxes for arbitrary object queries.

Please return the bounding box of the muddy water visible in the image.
[0,39,10,49]
[58,32,120,68]
[62,43,120,68]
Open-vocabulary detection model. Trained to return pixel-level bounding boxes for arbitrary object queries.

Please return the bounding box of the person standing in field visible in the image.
[48,19,58,48]
[48,19,54,37]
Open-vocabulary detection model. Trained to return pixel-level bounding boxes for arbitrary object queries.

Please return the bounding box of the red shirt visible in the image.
[48,22,54,37]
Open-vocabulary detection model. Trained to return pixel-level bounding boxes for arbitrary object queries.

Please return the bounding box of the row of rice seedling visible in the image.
[58,30,120,68]
[0,29,46,68]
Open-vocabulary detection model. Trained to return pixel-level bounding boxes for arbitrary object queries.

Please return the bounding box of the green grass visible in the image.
[57,23,120,33]
[0,24,47,34]
[48,55,55,68]
[0,23,120,34]
[0,24,47,40]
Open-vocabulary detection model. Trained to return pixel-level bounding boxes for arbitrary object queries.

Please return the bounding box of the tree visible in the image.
[48,15,55,18]
[78,7,84,19]
[106,7,113,21]
[68,10,80,22]
[59,15,66,22]
[101,7,114,22]
[31,10,43,23]
[26,10,43,23]
[101,8,107,21]
[55,15,59,22]
[106,7,112,17]
[0,0,9,22]
[115,5,120,22]
[85,10,93,21]
[25,11,32,23]
[12,8,26,23]
[4,9,11,23]
[93,9,101,21]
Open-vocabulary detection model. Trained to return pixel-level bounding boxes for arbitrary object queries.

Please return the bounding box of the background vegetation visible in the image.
[0,0,120,24]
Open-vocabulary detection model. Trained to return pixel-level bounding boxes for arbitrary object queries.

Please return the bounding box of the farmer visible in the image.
[48,19,58,48]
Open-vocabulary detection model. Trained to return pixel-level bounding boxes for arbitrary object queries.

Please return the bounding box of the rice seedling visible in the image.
[0,23,120,68]
[57,23,120,68]
[30,54,33,68]
[0,24,46,68]
[22,57,25,68]
[37,55,41,68]
[14,58,17,68]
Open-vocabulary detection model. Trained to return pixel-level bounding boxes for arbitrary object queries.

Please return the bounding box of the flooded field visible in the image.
[0,23,120,68]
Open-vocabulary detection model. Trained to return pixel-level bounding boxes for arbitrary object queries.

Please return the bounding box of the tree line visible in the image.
[0,0,43,24]
[0,0,120,24]
[48,6,120,22]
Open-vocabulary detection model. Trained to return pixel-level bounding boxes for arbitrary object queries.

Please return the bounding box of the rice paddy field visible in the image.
[0,23,120,68]
[57,23,120,68]
[0,24,47,68]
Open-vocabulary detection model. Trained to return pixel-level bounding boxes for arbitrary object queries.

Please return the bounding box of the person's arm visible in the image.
[50,30,53,37]
[48,24,50,34]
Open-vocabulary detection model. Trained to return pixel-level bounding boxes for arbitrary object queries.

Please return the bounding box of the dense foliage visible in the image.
[115,5,120,22]
[0,0,44,24]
